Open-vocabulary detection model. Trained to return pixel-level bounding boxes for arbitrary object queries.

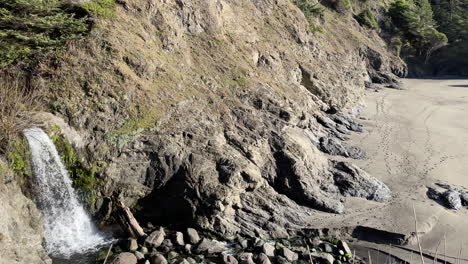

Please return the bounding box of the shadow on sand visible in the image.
[448,84,468,88]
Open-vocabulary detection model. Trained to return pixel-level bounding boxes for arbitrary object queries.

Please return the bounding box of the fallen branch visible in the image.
[115,198,147,239]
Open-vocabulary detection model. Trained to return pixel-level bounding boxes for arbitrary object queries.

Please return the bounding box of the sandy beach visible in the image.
[303,79,468,263]
[352,79,468,262]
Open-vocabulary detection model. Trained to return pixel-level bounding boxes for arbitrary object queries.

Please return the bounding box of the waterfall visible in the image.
[24,128,108,258]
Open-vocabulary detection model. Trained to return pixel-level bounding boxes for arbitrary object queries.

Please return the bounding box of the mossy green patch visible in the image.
[7,137,30,181]
[49,127,102,206]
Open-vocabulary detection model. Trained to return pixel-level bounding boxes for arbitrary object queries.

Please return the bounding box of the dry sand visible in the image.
[309,79,468,263]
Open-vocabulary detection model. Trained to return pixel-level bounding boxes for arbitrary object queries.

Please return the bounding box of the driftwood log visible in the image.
[115,198,147,239]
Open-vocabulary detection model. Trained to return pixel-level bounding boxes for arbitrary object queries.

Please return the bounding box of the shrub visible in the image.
[0,76,41,155]
[0,0,90,67]
[81,0,116,18]
[292,0,325,33]
[335,0,352,13]
[293,0,325,18]
[355,9,378,29]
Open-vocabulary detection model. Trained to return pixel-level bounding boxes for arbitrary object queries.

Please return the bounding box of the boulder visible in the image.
[168,251,179,260]
[184,244,192,254]
[140,247,148,254]
[134,251,145,260]
[321,243,334,253]
[442,190,462,210]
[279,247,298,262]
[162,239,174,248]
[110,253,138,264]
[178,259,190,264]
[253,238,264,248]
[175,232,185,246]
[460,191,468,206]
[338,240,352,255]
[127,238,138,252]
[238,253,255,264]
[239,239,249,249]
[262,243,276,257]
[222,255,239,264]
[186,228,200,244]
[257,253,272,264]
[195,238,226,254]
[186,258,196,264]
[275,256,291,264]
[145,229,166,248]
[150,254,168,264]
[310,252,335,264]
[332,161,392,202]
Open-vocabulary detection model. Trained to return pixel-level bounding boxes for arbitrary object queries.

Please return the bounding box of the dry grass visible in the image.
[0,74,42,155]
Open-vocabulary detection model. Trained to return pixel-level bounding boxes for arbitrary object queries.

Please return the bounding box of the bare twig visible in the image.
[433,240,441,264]
[304,239,314,264]
[102,243,113,264]
[444,233,447,264]
[413,204,426,264]
[0,74,42,154]
[457,244,462,264]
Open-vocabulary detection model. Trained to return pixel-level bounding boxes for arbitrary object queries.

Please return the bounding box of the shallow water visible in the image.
[52,251,101,264]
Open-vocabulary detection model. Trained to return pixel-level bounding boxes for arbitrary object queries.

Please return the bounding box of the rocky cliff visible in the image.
[1,0,406,261]
[0,162,50,264]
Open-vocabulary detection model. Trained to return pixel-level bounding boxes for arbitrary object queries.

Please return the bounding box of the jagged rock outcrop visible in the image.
[17,0,403,240]
[427,183,468,210]
[0,163,50,264]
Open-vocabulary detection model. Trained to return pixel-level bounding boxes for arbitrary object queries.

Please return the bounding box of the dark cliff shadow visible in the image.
[448,84,468,88]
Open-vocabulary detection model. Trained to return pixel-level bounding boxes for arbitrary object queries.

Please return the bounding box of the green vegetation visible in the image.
[387,0,447,63]
[340,0,352,10]
[0,0,118,67]
[81,0,116,18]
[355,9,378,29]
[50,127,100,205]
[292,0,325,33]
[428,0,468,74]
[0,0,90,67]
[7,137,30,180]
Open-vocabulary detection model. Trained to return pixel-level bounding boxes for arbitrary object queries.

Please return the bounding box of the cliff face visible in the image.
[0,163,50,264]
[1,0,406,260]
[36,0,405,234]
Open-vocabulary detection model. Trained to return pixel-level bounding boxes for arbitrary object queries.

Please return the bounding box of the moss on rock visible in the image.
[49,126,102,207]
[7,137,30,182]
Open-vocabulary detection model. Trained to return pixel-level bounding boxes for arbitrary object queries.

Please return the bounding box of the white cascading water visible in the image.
[24,128,108,258]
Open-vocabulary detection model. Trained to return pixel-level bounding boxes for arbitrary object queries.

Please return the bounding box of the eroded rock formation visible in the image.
[1,0,407,260]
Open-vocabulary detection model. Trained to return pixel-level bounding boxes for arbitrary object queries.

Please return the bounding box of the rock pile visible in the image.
[427,183,468,210]
[106,227,363,264]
